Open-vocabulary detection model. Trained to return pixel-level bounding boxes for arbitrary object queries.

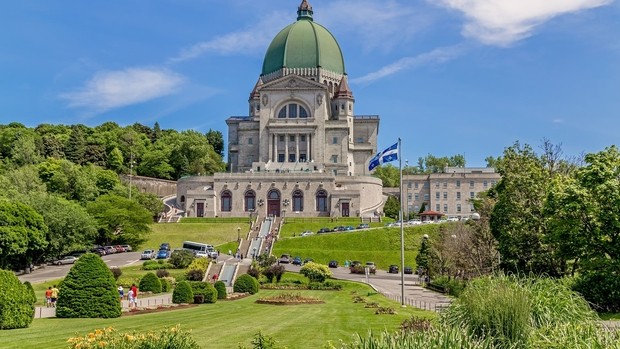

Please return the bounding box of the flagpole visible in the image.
[398,137,405,307]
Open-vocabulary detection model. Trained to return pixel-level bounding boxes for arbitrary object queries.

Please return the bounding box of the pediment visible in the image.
[260,74,327,91]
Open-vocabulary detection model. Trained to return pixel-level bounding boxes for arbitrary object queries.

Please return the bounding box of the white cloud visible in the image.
[351,45,466,84]
[169,11,289,63]
[61,67,185,112]
[552,118,565,123]
[435,0,612,46]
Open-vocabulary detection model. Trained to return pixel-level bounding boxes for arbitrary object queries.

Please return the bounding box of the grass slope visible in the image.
[279,218,389,238]
[5,282,434,349]
[145,222,250,250]
[273,225,439,270]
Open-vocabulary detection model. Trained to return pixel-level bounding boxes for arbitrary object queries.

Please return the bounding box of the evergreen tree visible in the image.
[65,125,87,165]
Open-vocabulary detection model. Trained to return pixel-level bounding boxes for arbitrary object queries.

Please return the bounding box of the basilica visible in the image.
[176,1,385,218]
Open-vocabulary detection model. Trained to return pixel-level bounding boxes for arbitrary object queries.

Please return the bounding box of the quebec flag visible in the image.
[368,142,399,171]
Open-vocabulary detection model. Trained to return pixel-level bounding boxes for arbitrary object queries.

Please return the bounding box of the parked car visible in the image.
[141,249,156,260]
[159,243,170,251]
[357,223,369,229]
[342,226,355,231]
[278,254,291,264]
[300,231,314,237]
[328,260,338,268]
[317,228,332,234]
[365,262,376,272]
[90,247,106,256]
[404,266,414,274]
[156,249,170,259]
[350,260,361,267]
[54,255,78,265]
[334,226,346,232]
[388,264,399,273]
[292,256,302,265]
[121,244,132,252]
[114,245,125,253]
[103,246,117,254]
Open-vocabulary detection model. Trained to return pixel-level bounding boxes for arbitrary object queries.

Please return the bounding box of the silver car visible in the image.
[141,249,156,260]
[55,256,78,265]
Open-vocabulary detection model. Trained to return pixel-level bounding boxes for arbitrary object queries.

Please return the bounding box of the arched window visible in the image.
[268,190,280,200]
[180,195,185,203]
[292,190,304,212]
[221,190,232,212]
[244,190,256,212]
[316,190,328,212]
[277,103,310,119]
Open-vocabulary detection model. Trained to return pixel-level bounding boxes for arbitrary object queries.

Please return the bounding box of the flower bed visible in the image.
[255,292,324,305]
[121,303,197,316]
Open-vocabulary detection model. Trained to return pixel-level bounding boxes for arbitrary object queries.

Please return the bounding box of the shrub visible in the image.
[169,250,194,269]
[139,272,162,294]
[428,276,465,297]
[187,257,210,273]
[172,281,194,304]
[0,270,35,329]
[234,274,260,295]
[263,265,285,283]
[189,281,217,304]
[66,325,200,349]
[186,269,204,281]
[160,278,171,292]
[247,266,260,279]
[109,267,122,280]
[56,253,121,318]
[300,262,333,283]
[156,269,170,278]
[23,280,36,305]
[573,263,620,313]
[214,281,227,299]
[143,263,174,271]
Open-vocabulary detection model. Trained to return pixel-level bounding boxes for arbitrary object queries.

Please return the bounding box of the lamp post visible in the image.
[237,226,241,242]
[252,247,257,260]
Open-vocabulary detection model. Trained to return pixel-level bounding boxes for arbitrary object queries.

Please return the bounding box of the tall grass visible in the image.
[528,322,620,349]
[336,327,496,349]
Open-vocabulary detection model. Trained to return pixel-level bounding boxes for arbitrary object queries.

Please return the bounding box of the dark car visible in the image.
[156,249,170,259]
[404,266,414,274]
[159,242,170,251]
[317,228,332,234]
[292,256,302,265]
[388,264,399,273]
[91,247,106,256]
[278,254,291,264]
[350,260,361,267]
[328,260,338,268]
[342,226,355,231]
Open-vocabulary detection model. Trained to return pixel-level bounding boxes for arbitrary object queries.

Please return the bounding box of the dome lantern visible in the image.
[297,0,313,21]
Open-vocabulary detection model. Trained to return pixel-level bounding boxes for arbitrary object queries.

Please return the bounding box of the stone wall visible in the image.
[120,175,177,198]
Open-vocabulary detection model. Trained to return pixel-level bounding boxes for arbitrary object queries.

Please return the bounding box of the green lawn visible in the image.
[7,281,435,349]
[145,222,250,250]
[279,218,388,238]
[273,225,439,270]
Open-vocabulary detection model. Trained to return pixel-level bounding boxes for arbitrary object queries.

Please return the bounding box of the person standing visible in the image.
[45,287,53,307]
[130,283,138,306]
[50,285,59,307]
[118,285,124,300]
[127,288,135,309]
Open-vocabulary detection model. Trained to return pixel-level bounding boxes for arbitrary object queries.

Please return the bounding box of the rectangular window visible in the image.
[443,204,448,212]
[331,155,338,163]
[456,180,461,188]
[278,154,285,162]
[248,138,253,145]
[443,192,448,200]
[279,135,285,142]
[414,193,419,201]
[290,135,295,142]
[471,204,475,212]
[407,182,412,189]
[456,192,461,200]
[407,193,412,201]
[457,204,462,212]
[470,180,475,188]
[332,137,338,144]
[415,182,419,189]
[435,182,440,188]
[355,137,364,143]
[443,182,447,188]
[483,181,488,188]
[424,182,429,188]
[414,205,419,212]
[289,104,297,118]
[289,154,296,162]
[435,204,440,211]
[300,135,306,142]
[435,192,440,199]
[470,192,475,199]
[424,194,429,201]
[299,154,307,162]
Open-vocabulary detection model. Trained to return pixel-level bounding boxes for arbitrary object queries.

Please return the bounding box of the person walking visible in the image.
[45,286,53,307]
[50,285,59,307]
[128,288,136,309]
[130,283,138,307]
[117,285,124,300]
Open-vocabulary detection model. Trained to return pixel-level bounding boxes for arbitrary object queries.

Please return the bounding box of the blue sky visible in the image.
[1,0,619,167]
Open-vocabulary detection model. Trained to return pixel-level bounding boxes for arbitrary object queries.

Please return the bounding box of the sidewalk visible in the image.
[34,293,173,319]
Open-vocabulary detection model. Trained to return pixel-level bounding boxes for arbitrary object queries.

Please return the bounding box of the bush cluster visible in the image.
[66,325,200,349]
[189,281,217,304]
[186,269,204,281]
[160,278,171,292]
[300,262,333,282]
[186,257,210,273]
[169,250,194,269]
[0,270,35,329]
[307,281,342,290]
[56,253,121,318]
[263,264,285,283]
[156,269,169,278]
[172,281,194,304]
[142,260,174,270]
[214,281,227,299]
[139,272,162,294]
[233,274,260,294]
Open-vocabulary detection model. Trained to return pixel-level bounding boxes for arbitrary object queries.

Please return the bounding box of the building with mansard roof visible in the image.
[176,1,385,219]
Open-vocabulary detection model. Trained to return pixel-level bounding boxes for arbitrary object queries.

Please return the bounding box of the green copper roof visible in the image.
[261,16,346,76]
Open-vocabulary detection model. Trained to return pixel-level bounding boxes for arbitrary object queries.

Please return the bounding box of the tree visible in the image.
[0,270,35,329]
[87,194,153,247]
[139,272,162,294]
[56,253,121,318]
[107,147,124,173]
[371,164,399,187]
[415,236,434,276]
[206,129,224,158]
[64,125,87,165]
[383,195,400,219]
[0,200,48,270]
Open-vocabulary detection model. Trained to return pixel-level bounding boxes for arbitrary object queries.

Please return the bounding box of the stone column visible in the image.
[274,134,278,162]
[306,133,310,162]
[295,133,299,162]
[285,134,289,162]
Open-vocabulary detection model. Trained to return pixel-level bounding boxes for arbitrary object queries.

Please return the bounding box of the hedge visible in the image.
[214,281,227,299]
[56,253,121,318]
[233,274,260,295]
[139,272,162,294]
[0,270,35,329]
[189,282,217,304]
[173,281,194,304]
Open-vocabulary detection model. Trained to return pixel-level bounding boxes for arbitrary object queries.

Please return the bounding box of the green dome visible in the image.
[261,15,346,76]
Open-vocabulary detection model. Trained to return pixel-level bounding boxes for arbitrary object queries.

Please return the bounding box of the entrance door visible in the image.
[196,202,204,217]
[267,189,281,217]
[341,202,350,217]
